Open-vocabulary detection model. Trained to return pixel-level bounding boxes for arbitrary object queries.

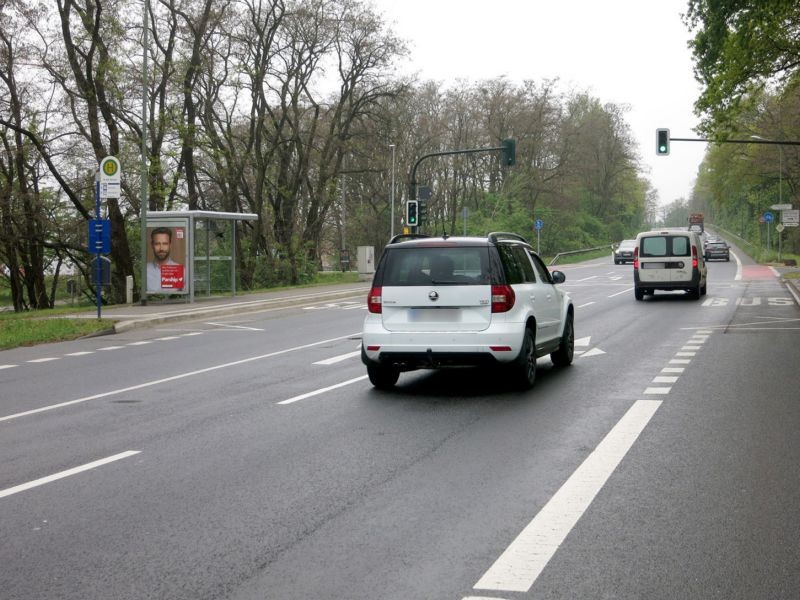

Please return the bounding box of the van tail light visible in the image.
[491,284,515,313]
[367,287,382,313]
[692,245,698,269]
[633,247,639,270]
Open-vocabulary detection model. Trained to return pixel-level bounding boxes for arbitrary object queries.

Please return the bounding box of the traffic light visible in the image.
[417,199,428,224]
[406,200,418,226]
[656,128,670,155]
[501,138,516,166]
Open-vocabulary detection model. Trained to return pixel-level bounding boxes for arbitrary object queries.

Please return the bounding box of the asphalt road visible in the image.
[1,244,799,599]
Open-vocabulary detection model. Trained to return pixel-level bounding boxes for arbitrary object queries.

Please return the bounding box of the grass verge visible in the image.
[0,315,113,350]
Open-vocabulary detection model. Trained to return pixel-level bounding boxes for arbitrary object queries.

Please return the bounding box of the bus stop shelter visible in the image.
[145,210,258,303]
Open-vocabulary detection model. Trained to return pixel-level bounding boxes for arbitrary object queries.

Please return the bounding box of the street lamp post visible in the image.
[389,144,396,238]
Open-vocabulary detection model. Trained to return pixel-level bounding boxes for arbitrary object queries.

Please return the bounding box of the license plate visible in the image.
[408,308,459,322]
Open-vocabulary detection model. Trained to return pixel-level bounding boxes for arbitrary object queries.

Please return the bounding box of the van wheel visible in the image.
[689,284,701,300]
[367,363,399,389]
[634,287,644,301]
[511,327,536,389]
[551,315,574,367]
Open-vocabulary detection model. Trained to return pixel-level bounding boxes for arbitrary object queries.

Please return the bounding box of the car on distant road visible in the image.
[361,232,574,389]
[613,239,637,264]
[704,240,730,261]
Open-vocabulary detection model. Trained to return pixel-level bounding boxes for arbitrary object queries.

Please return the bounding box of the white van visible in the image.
[633,230,707,300]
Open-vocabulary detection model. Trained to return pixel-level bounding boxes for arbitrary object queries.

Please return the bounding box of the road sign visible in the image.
[763,212,774,223]
[99,156,121,198]
[88,219,111,254]
[535,219,543,231]
[782,209,798,225]
[771,203,792,210]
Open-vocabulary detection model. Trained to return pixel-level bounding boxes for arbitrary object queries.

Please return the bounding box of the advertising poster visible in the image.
[146,222,188,294]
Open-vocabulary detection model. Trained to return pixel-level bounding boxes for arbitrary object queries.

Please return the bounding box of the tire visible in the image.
[551,314,574,367]
[634,287,644,301]
[689,283,701,300]
[511,327,537,389]
[367,363,399,389]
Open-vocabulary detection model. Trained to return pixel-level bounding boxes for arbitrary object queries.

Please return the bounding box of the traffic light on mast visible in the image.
[656,128,670,155]
[406,200,418,226]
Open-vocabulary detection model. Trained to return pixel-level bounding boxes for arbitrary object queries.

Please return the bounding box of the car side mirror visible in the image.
[551,270,566,284]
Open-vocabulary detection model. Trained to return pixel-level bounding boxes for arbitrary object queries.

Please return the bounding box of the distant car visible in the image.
[613,239,637,264]
[361,232,574,389]
[633,229,708,300]
[704,241,730,261]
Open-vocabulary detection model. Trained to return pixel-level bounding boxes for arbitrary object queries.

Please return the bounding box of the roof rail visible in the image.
[487,231,529,244]
[388,233,430,244]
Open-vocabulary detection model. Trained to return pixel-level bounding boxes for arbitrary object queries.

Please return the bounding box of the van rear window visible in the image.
[641,236,690,257]
[380,247,490,285]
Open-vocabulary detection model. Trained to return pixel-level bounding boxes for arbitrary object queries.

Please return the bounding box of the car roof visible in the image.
[385,232,532,249]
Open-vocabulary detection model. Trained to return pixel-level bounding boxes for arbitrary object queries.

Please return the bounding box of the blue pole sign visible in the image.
[535,219,544,231]
[763,212,774,223]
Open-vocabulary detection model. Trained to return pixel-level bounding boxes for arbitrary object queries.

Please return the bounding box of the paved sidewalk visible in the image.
[70,282,371,333]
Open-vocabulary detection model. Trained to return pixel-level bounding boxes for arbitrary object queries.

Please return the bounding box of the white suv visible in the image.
[361,233,574,389]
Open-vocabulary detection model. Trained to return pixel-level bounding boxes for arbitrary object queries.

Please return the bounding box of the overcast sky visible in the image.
[370,0,708,208]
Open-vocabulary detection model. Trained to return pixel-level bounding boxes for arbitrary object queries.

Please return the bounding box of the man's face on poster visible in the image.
[151,232,171,262]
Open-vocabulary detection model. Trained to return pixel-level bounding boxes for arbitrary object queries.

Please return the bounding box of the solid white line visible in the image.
[607,287,634,298]
[0,333,359,423]
[277,375,368,405]
[473,400,662,593]
[644,387,671,395]
[126,341,152,346]
[577,302,595,308]
[65,351,94,356]
[205,322,264,331]
[0,364,18,370]
[313,351,361,365]
[28,357,59,363]
[0,451,140,499]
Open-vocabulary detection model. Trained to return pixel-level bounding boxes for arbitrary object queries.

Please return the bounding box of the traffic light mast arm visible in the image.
[408,143,511,200]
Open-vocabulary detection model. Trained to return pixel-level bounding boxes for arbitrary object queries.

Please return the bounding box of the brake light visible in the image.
[633,246,639,269]
[491,284,515,313]
[692,245,698,268]
[367,287,382,313]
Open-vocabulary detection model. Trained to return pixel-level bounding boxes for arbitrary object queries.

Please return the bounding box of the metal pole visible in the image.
[140,0,150,305]
[389,144,396,238]
[95,172,102,319]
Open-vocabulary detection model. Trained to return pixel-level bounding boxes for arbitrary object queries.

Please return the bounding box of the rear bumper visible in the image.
[634,269,703,291]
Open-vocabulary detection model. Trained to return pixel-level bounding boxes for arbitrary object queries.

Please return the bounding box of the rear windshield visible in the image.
[640,235,691,257]
[708,242,727,249]
[380,246,490,285]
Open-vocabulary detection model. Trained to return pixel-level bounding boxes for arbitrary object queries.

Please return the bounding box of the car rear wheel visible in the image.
[551,315,574,367]
[511,327,536,389]
[634,287,644,301]
[367,363,399,389]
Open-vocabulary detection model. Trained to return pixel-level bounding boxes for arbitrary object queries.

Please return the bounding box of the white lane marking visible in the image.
[473,400,662,593]
[0,451,140,499]
[0,364,18,370]
[574,336,591,347]
[342,303,366,310]
[696,329,713,334]
[607,287,633,298]
[675,352,696,357]
[0,333,359,423]
[313,351,361,365]
[661,367,684,374]
[28,358,59,363]
[734,252,742,280]
[127,341,152,346]
[576,275,598,282]
[681,346,701,351]
[278,375,369,405]
[652,376,678,384]
[155,336,180,341]
[65,351,94,356]
[182,332,204,336]
[577,302,595,308]
[580,348,606,358]
[205,322,265,331]
[462,597,510,600]
[98,346,124,351]
[644,387,671,395]
[669,359,691,364]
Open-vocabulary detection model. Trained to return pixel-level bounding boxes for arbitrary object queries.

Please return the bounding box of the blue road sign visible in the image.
[88,219,111,254]
[535,219,544,230]
[763,212,774,223]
